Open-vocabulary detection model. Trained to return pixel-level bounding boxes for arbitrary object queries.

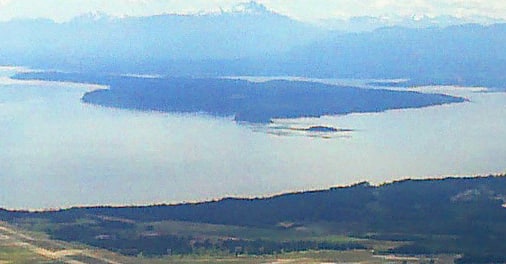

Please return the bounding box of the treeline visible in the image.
[49,222,365,257]
[3,176,506,230]
[20,175,505,233]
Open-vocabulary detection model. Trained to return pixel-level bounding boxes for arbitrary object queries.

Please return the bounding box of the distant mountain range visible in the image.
[0,2,324,71]
[316,15,506,32]
[1,2,506,88]
[278,23,506,86]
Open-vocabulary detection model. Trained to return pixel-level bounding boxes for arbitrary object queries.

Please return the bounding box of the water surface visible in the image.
[1,67,505,209]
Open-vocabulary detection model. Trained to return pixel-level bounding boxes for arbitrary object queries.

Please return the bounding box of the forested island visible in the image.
[13,72,465,123]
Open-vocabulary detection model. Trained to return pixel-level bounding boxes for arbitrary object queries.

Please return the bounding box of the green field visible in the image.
[0,218,458,264]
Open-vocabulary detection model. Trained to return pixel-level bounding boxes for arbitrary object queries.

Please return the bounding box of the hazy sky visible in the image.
[1,0,506,22]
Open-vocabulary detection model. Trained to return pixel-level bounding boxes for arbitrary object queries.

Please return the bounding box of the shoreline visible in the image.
[3,174,505,212]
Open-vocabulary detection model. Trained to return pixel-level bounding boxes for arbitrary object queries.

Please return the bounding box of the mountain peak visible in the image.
[71,11,114,23]
[232,1,270,15]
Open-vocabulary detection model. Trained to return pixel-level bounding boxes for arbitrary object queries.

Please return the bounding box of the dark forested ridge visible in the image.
[9,175,503,228]
[13,72,465,123]
[2,176,506,262]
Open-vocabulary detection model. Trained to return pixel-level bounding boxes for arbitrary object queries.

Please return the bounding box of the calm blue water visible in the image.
[1,67,505,209]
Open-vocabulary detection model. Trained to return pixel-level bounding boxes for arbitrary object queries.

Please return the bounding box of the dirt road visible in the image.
[0,221,123,264]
